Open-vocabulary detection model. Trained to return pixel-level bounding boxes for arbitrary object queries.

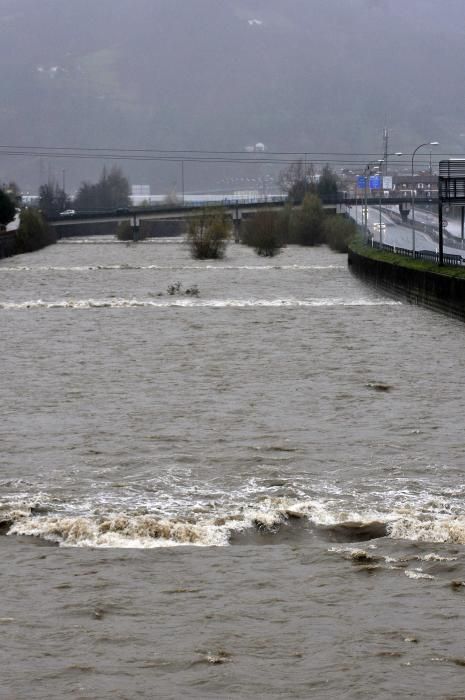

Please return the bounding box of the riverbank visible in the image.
[348,239,465,320]
[0,230,17,259]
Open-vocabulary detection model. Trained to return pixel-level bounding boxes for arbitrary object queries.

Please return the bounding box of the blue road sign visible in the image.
[369,175,382,189]
[357,176,366,189]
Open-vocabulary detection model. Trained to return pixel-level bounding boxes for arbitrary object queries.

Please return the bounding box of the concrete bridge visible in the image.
[47,195,438,238]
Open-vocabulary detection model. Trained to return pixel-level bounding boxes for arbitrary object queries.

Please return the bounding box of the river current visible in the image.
[1,237,465,698]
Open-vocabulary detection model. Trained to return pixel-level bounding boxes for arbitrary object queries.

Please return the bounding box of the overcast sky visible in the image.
[1,0,464,192]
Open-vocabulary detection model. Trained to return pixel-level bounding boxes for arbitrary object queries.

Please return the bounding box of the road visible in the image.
[349,204,464,257]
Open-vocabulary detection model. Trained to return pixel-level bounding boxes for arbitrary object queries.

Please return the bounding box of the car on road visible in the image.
[59,209,76,217]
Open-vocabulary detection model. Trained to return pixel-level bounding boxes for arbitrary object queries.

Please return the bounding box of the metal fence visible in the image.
[371,240,464,266]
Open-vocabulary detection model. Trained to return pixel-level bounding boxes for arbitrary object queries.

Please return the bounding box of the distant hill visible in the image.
[1,0,464,192]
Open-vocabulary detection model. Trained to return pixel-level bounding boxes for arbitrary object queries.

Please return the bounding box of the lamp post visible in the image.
[411,141,439,255]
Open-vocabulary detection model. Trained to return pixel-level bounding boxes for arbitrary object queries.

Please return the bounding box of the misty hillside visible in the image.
[1,0,465,191]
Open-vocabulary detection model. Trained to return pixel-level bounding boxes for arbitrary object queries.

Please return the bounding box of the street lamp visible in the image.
[411,141,439,255]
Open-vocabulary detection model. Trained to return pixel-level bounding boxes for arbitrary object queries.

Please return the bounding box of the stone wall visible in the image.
[348,246,465,321]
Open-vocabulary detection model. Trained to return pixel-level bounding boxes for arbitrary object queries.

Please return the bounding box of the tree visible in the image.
[4,182,21,206]
[242,211,284,256]
[39,182,70,218]
[323,214,357,253]
[289,193,325,246]
[317,164,339,201]
[14,208,56,253]
[0,189,16,228]
[187,208,229,259]
[278,160,317,204]
[74,166,130,211]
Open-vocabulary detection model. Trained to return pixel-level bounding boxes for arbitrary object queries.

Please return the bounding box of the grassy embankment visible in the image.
[349,237,465,279]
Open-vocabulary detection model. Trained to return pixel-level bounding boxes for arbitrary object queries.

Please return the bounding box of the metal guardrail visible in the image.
[370,240,464,266]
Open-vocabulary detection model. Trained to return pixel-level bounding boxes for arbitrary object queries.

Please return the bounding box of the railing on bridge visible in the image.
[48,191,440,223]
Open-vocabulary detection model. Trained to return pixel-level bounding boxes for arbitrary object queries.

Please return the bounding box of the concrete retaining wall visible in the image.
[55,219,186,238]
[348,246,465,321]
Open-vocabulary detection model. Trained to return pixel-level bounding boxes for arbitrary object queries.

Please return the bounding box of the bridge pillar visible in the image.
[132,215,140,241]
[232,208,242,243]
[398,202,410,221]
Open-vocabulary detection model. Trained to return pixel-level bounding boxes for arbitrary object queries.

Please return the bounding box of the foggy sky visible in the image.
[1,0,464,192]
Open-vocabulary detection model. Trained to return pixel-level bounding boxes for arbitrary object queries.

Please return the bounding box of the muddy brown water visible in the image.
[1,238,465,698]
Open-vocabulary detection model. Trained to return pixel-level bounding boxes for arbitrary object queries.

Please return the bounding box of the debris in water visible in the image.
[166,282,200,296]
[205,650,230,664]
[450,579,465,590]
[350,549,372,562]
[93,607,104,620]
[366,382,391,392]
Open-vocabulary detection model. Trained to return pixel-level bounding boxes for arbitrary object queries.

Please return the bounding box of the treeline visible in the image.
[38,166,130,217]
[74,166,130,211]
[183,195,356,261]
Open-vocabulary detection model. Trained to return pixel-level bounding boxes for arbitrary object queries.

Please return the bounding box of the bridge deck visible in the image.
[48,196,437,227]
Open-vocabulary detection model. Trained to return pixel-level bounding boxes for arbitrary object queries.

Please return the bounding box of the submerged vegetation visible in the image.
[241,211,284,257]
[242,195,357,256]
[167,281,200,296]
[187,208,230,259]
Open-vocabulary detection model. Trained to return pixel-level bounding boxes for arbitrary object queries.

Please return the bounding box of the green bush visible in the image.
[15,208,56,254]
[0,188,16,227]
[323,215,357,253]
[116,220,148,241]
[116,221,134,241]
[242,210,284,256]
[187,208,230,259]
[288,193,325,246]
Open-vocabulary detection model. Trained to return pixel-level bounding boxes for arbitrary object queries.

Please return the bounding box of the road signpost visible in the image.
[439,160,465,265]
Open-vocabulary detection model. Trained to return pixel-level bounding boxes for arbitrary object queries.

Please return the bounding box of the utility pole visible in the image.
[181,160,185,205]
[383,127,389,177]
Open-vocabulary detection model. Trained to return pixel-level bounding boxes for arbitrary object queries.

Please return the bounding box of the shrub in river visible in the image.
[288,193,325,246]
[167,281,182,295]
[116,221,134,241]
[187,208,230,259]
[242,210,284,256]
[14,208,56,254]
[116,220,147,241]
[323,214,357,253]
[167,281,200,296]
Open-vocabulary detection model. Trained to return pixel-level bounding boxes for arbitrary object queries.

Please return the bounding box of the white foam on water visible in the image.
[388,516,465,544]
[417,552,458,562]
[0,264,345,272]
[0,297,401,311]
[3,486,465,548]
[404,570,435,580]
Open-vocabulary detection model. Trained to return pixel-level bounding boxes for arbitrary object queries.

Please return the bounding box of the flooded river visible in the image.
[1,237,465,698]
